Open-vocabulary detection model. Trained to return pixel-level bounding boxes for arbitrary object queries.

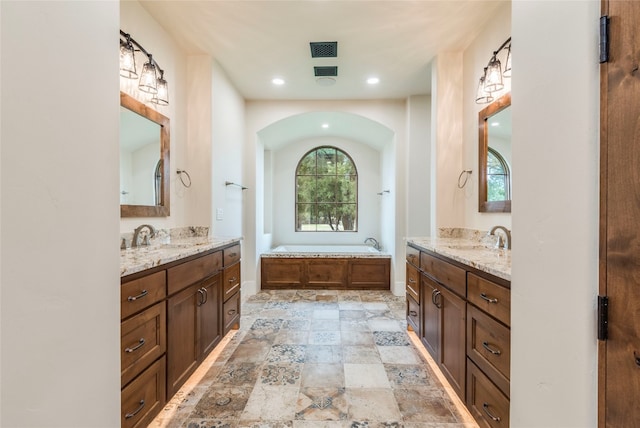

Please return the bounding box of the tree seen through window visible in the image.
[295,146,357,231]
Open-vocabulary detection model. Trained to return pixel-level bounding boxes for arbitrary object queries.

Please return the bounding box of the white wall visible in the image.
[1,1,120,425]
[120,0,188,232]
[211,61,245,237]
[462,1,512,230]
[511,1,599,426]
[406,95,432,237]
[271,137,381,246]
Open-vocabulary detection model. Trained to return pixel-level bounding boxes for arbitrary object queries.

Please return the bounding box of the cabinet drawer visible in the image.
[223,290,241,333]
[467,361,510,428]
[121,271,166,320]
[407,295,420,334]
[406,245,420,268]
[406,262,420,303]
[223,244,241,266]
[121,302,166,388]
[467,305,510,397]
[467,273,510,327]
[167,251,222,295]
[223,262,241,301]
[121,356,166,428]
[420,252,466,297]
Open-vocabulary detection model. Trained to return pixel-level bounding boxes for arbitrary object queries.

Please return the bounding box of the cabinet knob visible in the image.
[125,399,146,419]
[125,338,146,353]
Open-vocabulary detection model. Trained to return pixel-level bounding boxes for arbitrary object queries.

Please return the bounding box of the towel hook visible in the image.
[457,170,472,189]
[176,169,192,188]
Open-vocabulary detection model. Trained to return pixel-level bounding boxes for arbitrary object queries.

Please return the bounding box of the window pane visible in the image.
[488,175,507,201]
[317,148,336,175]
[297,152,316,175]
[296,204,317,231]
[317,204,338,231]
[296,176,316,203]
[337,151,356,175]
[316,176,336,203]
[337,176,357,203]
[337,203,357,231]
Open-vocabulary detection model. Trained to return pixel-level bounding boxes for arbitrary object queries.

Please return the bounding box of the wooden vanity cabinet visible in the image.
[406,243,511,427]
[406,257,420,334]
[222,244,241,334]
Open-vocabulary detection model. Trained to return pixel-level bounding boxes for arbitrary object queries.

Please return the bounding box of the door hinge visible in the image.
[600,15,610,63]
[598,295,609,341]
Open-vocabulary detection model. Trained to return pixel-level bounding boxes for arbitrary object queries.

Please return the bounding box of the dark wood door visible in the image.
[199,273,222,357]
[421,273,440,360]
[600,1,640,426]
[439,285,466,400]
[166,283,199,398]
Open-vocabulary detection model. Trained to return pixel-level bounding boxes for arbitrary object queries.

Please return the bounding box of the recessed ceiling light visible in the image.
[272,78,285,85]
[322,123,329,129]
[491,122,500,127]
[367,77,380,85]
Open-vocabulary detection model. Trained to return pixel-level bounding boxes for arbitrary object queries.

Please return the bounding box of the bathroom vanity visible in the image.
[406,234,511,428]
[120,237,241,427]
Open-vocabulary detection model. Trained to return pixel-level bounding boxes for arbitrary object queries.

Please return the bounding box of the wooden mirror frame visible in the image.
[120,91,170,217]
[479,92,511,213]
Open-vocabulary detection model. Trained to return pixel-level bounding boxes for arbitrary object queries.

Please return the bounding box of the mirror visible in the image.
[479,92,511,213]
[120,92,170,217]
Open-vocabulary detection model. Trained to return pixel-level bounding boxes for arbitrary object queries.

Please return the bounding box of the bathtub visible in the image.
[261,244,390,290]
[271,244,381,254]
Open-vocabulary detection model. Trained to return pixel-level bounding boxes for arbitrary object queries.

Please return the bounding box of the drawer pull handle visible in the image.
[482,341,502,355]
[433,290,442,309]
[634,351,640,367]
[408,278,416,284]
[125,399,145,419]
[409,310,418,316]
[482,403,501,422]
[125,338,146,353]
[228,309,236,315]
[229,252,237,257]
[480,293,498,304]
[228,277,237,283]
[127,290,148,302]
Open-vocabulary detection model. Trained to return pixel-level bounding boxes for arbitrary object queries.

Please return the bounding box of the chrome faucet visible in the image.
[364,237,381,251]
[489,225,511,250]
[132,224,156,248]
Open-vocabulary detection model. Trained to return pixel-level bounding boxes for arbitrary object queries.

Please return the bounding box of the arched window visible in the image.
[295,146,357,231]
[487,147,511,201]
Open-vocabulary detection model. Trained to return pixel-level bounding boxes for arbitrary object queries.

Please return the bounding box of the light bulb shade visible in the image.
[151,77,169,106]
[119,42,137,79]
[475,74,494,104]
[138,60,158,94]
[484,56,504,92]
[503,45,512,77]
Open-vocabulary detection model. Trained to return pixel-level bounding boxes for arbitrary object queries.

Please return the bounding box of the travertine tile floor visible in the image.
[150,289,478,428]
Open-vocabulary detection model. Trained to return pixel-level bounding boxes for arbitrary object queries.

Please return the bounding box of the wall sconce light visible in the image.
[475,37,511,104]
[119,30,169,106]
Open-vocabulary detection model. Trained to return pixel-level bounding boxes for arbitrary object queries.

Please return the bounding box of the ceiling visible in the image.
[139,0,506,101]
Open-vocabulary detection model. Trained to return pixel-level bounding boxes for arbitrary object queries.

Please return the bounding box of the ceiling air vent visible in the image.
[310,42,338,58]
[314,66,338,77]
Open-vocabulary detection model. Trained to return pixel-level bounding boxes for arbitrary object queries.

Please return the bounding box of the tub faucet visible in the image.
[489,225,511,250]
[132,224,156,248]
[364,237,381,251]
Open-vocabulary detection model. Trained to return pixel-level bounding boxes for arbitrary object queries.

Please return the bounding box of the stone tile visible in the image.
[267,344,307,363]
[344,364,390,388]
[340,331,375,346]
[282,319,312,330]
[377,346,422,365]
[309,331,341,345]
[183,419,238,428]
[295,387,348,421]
[383,364,434,388]
[228,342,272,363]
[312,309,340,320]
[345,388,401,421]
[392,387,459,423]
[372,331,411,346]
[305,345,343,363]
[237,421,293,428]
[311,319,342,331]
[214,362,261,387]
[342,346,381,364]
[240,385,300,421]
[259,363,303,386]
[315,294,338,303]
[338,310,365,320]
[361,303,389,311]
[292,421,344,428]
[367,319,403,332]
[250,318,284,330]
[189,385,253,420]
[275,330,310,345]
[301,363,345,388]
[340,319,370,332]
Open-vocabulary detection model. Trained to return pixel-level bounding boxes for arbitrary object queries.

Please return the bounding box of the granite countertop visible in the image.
[407,236,511,281]
[120,236,241,277]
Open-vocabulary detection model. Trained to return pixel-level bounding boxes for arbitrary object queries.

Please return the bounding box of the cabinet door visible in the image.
[199,273,222,357]
[439,285,466,400]
[421,273,440,360]
[167,283,199,398]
